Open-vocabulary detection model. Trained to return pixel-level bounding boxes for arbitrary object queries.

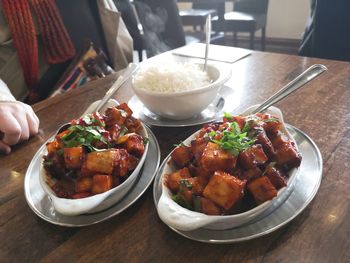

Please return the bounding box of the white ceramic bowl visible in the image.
[39,100,149,216]
[132,62,232,120]
[156,106,300,231]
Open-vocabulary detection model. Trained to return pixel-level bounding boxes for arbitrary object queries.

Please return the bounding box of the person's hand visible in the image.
[0,101,39,154]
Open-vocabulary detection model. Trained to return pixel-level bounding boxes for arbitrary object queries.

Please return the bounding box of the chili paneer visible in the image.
[43,103,147,199]
[166,112,301,215]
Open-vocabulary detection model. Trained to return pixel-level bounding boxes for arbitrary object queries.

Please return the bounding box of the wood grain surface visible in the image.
[1,50,349,263]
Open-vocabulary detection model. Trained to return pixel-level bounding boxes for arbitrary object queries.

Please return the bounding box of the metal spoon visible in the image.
[251,64,328,114]
[204,13,211,72]
[57,63,139,134]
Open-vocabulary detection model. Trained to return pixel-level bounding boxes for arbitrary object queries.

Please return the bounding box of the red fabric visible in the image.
[1,0,39,89]
[1,0,76,103]
[31,0,75,64]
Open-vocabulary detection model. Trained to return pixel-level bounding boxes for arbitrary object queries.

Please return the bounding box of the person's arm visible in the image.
[0,80,39,154]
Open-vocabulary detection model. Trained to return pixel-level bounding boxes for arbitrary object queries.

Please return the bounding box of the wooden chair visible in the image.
[222,0,269,50]
[178,0,226,45]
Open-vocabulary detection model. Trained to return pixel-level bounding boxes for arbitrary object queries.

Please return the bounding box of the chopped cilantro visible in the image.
[193,196,202,212]
[263,117,280,123]
[223,112,233,120]
[57,149,64,156]
[173,141,186,147]
[61,124,109,152]
[179,179,192,191]
[209,121,255,156]
[172,194,192,210]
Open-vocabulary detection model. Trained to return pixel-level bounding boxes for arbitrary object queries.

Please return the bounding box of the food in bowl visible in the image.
[133,61,211,93]
[157,106,301,230]
[132,60,232,120]
[42,103,148,209]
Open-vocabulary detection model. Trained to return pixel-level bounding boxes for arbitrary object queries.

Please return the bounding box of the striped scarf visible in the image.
[1,0,76,102]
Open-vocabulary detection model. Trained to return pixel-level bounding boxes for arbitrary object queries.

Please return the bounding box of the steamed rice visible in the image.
[133,61,211,93]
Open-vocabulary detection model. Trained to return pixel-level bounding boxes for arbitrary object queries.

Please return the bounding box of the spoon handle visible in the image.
[204,13,211,72]
[252,64,328,114]
[94,63,139,112]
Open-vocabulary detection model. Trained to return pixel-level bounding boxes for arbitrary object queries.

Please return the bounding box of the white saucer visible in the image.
[153,125,323,243]
[129,85,238,127]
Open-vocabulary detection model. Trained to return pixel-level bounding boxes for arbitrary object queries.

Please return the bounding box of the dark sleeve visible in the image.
[299,0,350,61]
[134,0,186,57]
[37,0,110,99]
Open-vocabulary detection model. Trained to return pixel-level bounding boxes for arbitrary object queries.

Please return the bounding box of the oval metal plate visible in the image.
[153,124,323,243]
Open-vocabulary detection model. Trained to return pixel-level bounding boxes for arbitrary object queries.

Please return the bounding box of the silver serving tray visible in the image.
[24,126,160,227]
[128,85,238,127]
[153,124,323,243]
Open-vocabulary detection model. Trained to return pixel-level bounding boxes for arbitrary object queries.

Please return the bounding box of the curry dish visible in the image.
[43,103,146,199]
[166,112,302,215]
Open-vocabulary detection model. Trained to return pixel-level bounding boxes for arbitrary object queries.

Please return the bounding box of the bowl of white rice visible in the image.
[132,60,232,120]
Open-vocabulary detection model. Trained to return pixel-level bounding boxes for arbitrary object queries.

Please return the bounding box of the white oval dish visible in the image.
[156,106,299,231]
[39,99,149,216]
[132,62,232,120]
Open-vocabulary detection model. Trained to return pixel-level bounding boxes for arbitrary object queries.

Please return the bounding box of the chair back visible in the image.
[192,0,225,30]
[234,0,269,14]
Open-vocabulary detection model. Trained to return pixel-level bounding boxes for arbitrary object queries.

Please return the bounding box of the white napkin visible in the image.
[172,43,251,63]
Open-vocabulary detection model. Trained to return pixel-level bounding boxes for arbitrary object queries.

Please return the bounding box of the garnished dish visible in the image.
[43,103,146,199]
[157,106,302,231]
[41,102,149,215]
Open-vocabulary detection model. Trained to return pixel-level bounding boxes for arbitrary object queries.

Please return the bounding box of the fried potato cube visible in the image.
[270,132,302,169]
[127,155,139,172]
[104,107,127,126]
[84,150,118,175]
[124,117,142,133]
[200,142,237,172]
[188,164,211,179]
[171,145,192,168]
[64,146,84,170]
[55,129,69,140]
[92,175,113,194]
[227,115,245,130]
[254,127,276,158]
[197,122,220,138]
[203,171,245,210]
[240,166,262,181]
[46,140,60,155]
[116,102,133,118]
[70,192,92,199]
[256,113,282,133]
[275,142,302,170]
[80,161,94,177]
[166,167,191,193]
[125,133,145,157]
[187,176,209,196]
[75,177,93,193]
[200,197,222,215]
[247,176,277,204]
[265,166,287,190]
[190,137,208,163]
[113,149,130,177]
[238,144,268,169]
[108,124,121,141]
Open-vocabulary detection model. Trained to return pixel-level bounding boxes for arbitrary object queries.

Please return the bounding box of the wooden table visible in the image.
[1,48,349,262]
